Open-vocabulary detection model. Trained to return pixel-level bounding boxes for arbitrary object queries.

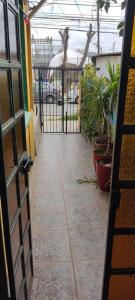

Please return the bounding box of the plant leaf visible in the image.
[121,0,126,10]
[117,21,124,30]
[105,2,110,13]
[119,28,124,37]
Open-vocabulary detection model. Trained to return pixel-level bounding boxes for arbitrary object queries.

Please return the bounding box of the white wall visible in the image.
[95,54,121,78]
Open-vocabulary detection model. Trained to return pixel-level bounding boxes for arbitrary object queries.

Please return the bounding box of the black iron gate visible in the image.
[33,66,82,133]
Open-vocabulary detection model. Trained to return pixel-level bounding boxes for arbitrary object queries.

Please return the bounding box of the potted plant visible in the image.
[80,62,120,191]
[80,65,99,143]
[92,75,112,170]
[96,158,112,191]
[80,65,111,170]
[93,77,108,150]
[96,62,120,191]
[80,65,108,145]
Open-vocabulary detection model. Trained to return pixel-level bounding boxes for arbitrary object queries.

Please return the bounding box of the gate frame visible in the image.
[33,66,82,134]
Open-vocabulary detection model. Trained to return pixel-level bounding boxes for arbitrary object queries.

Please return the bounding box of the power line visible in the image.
[31,25,121,34]
[74,0,84,18]
[32,16,123,22]
[31,25,121,32]
[31,21,120,29]
[58,3,66,15]
[32,11,123,19]
[32,11,123,18]
[32,27,120,34]
[29,0,121,7]
[32,21,118,27]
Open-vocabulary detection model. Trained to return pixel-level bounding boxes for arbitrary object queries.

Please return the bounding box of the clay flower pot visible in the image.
[93,149,112,172]
[96,158,112,192]
[94,137,108,151]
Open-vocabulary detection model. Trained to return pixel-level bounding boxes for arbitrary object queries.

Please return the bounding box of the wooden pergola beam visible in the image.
[28,0,47,19]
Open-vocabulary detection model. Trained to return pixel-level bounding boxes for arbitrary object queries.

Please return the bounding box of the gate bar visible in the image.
[38,69,43,132]
[33,66,82,71]
[62,68,64,133]
[66,111,67,133]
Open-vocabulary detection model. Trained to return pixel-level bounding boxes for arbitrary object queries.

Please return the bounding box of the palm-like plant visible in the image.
[80,65,98,142]
[103,62,120,121]
[103,62,120,153]
[94,77,107,139]
[80,62,120,147]
[80,65,107,142]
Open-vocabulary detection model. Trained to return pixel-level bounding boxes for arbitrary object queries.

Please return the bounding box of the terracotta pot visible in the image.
[96,158,112,192]
[95,140,107,151]
[91,137,97,149]
[95,136,108,150]
[94,138,113,151]
[93,150,112,172]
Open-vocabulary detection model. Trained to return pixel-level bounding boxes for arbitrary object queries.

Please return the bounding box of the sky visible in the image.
[30,0,124,54]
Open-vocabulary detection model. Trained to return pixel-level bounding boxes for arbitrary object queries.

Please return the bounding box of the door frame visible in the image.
[102,1,135,299]
[0,0,33,299]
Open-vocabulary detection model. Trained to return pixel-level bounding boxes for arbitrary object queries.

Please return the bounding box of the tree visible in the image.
[29,0,48,19]
[97,0,126,36]
[59,27,69,66]
[59,24,95,67]
[97,0,126,12]
[79,24,95,68]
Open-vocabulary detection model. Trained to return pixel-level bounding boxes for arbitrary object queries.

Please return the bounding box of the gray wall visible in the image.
[93,54,121,78]
[33,104,42,154]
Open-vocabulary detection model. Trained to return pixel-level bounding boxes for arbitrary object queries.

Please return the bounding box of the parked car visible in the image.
[66,87,79,104]
[34,81,62,103]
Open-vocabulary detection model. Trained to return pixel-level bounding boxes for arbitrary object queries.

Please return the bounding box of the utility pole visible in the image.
[97,1,100,54]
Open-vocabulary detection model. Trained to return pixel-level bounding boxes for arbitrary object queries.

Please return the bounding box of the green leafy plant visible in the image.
[94,76,107,139]
[80,67,97,142]
[97,0,126,12]
[97,0,126,36]
[80,65,107,142]
[80,62,120,148]
[97,0,117,13]
[103,62,120,153]
[103,62,120,120]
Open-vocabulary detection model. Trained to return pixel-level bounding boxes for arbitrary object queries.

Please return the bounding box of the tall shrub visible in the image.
[80,65,106,142]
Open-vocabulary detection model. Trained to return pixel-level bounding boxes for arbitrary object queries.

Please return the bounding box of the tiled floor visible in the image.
[30,134,109,300]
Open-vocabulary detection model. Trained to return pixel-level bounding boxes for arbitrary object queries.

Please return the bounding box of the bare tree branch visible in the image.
[59,27,69,66]
[29,0,47,19]
[79,24,95,68]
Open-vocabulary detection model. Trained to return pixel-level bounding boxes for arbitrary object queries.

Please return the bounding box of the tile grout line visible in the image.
[31,135,108,299]
[31,136,78,299]
[56,136,80,300]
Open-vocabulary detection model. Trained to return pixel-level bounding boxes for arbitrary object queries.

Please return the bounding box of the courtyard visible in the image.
[30,134,109,300]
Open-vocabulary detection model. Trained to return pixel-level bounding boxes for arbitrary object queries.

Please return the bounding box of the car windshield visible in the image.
[42,82,54,91]
[35,81,54,91]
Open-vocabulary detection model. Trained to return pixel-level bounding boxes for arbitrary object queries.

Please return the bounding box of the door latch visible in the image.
[19,154,33,174]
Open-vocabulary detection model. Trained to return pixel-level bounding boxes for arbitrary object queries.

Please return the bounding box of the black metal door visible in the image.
[33,66,82,133]
[0,0,33,299]
[102,1,135,299]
